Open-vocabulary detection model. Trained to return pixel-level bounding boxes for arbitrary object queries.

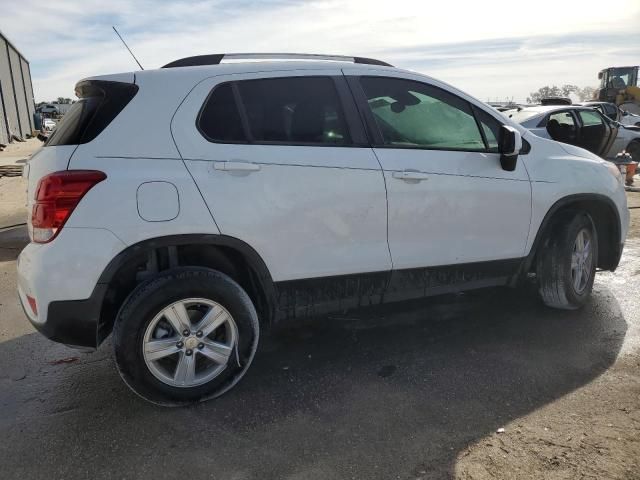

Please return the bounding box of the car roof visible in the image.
[576,101,613,106]
[82,54,528,134]
[504,104,604,125]
[162,53,393,69]
[514,105,594,114]
[507,105,599,120]
[150,59,397,75]
[84,59,402,88]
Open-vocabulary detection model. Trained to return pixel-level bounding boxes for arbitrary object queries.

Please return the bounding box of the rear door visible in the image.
[344,70,531,293]
[171,70,391,290]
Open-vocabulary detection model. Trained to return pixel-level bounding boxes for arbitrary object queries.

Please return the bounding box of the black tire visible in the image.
[536,212,598,310]
[113,267,259,406]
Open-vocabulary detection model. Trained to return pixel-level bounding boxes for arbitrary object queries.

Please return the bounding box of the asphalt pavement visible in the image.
[0,225,638,479]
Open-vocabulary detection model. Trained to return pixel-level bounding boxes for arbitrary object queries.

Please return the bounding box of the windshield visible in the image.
[602,67,637,89]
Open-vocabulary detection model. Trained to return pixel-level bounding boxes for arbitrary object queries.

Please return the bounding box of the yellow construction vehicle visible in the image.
[594,66,640,115]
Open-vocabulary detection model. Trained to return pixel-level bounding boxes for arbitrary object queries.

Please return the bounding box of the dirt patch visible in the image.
[450,201,640,480]
[453,356,640,479]
[0,138,42,163]
[0,176,27,229]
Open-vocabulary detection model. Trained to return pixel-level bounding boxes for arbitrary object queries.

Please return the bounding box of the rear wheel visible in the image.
[113,267,259,406]
[537,212,598,310]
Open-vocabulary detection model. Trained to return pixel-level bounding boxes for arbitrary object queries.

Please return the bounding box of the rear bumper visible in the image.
[17,227,126,348]
[19,284,107,348]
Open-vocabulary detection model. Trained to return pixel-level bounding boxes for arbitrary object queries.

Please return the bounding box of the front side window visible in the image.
[237,77,351,145]
[360,77,486,151]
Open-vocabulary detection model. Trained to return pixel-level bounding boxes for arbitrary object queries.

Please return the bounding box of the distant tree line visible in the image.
[35,97,74,107]
[526,85,596,103]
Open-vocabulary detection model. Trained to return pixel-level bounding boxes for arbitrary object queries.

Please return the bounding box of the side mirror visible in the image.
[498,125,522,171]
[622,110,629,116]
[37,132,48,142]
[598,71,603,80]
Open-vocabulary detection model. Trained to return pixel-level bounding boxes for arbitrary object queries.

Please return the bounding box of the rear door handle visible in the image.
[213,161,261,172]
[392,170,429,181]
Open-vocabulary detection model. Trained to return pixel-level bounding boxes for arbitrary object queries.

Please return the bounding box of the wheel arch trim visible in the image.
[524,193,622,272]
[98,234,277,320]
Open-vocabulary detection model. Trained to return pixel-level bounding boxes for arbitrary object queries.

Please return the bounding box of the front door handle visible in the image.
[214,161,261,173]
[392,170,429,181]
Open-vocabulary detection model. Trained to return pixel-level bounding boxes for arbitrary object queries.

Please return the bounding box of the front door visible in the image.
[346,72,531,294]
[575,109,614,157]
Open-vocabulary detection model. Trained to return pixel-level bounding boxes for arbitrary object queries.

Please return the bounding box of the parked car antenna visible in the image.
[112,26,144,70]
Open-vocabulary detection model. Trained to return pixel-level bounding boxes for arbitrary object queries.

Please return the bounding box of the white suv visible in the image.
[18,53,629,405]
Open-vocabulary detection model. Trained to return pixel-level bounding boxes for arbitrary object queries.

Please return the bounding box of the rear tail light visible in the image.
[31,170,106,243]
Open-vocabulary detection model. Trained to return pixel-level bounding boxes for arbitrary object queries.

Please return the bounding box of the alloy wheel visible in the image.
[142,298,238,388]
[571,228,593,294]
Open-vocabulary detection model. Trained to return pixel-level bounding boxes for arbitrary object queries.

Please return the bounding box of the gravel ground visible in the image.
[455,199,640,480]
[0,193,638,480]
[0,138,40,229]
[0,176,27,229]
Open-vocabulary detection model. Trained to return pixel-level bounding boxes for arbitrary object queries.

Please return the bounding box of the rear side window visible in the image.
[360,77,486,151]
[237,77,351,145]
[46,81,138,146]
[198,83,246,142]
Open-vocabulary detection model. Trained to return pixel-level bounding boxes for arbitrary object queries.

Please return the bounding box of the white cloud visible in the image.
[2,0,639,102]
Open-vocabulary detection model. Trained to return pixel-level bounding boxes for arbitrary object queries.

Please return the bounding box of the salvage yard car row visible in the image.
[506,103,640,164]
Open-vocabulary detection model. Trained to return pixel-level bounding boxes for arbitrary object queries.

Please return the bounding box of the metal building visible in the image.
[0,30,35,145]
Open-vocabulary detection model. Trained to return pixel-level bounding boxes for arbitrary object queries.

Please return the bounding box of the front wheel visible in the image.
[113,268,259,406]
[537,212,598,310]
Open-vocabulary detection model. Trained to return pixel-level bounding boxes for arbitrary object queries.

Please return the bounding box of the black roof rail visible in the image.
[162,53,393,68]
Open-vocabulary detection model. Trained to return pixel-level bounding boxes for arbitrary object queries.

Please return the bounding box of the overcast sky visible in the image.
[3,0,639,103]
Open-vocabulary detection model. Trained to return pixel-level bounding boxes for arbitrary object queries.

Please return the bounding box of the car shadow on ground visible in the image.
[0,234,628,479]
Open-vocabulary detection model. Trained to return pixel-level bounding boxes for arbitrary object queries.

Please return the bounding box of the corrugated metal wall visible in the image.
[0,74,8,145]
[0,31,34,144]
